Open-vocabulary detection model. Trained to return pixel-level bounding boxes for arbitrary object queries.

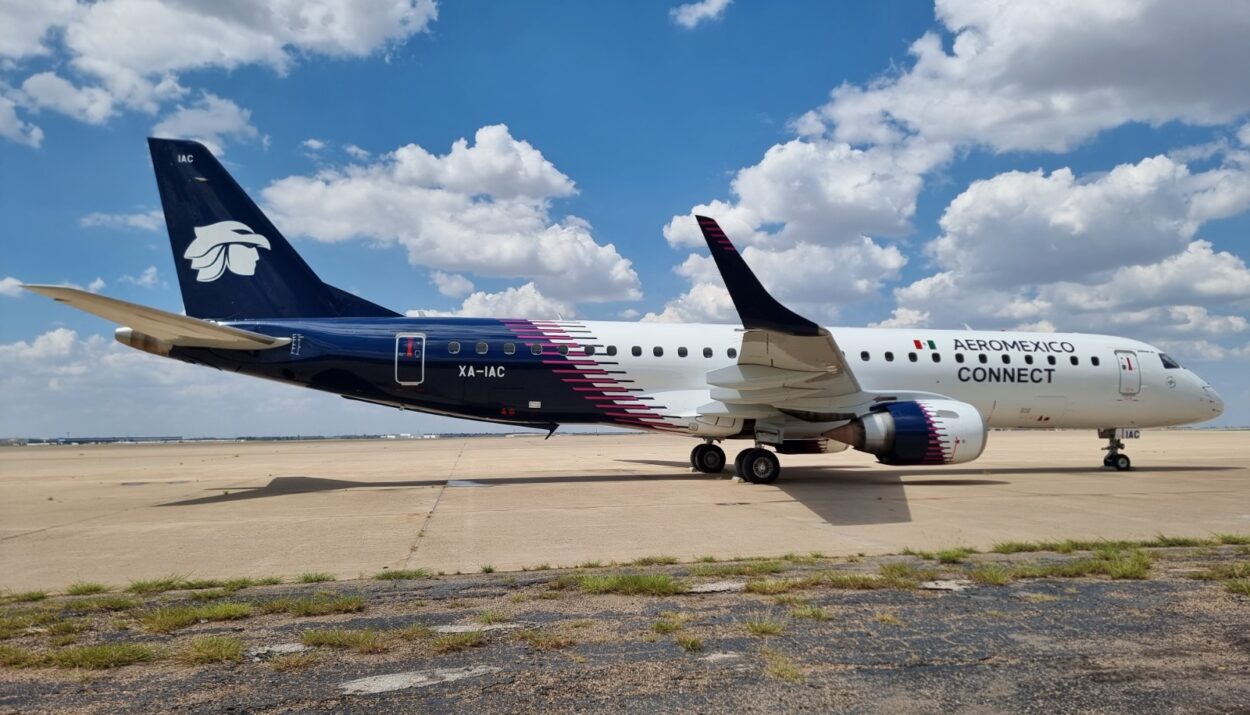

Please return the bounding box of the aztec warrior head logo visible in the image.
[183,221,271,282]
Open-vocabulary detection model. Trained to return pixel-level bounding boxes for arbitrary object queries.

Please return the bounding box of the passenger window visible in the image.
[653,346,664,357]
[931,353,941,363]
[727,348,738,358]
[1047,355,1056,365]
[1024,354,1034,365]
[1091,356,1100,367]
[703,347,713,358]
[1002,354,1010,364]
[503,342,516,355]
[908,352,917,362]
[632,346,642,357]
[448,341,460,355]
[978,354,988,364]
[475,341,488,355]
[531,344,542,355]
[885,351,894,362]
[860,351,870,361]
[1070,355,1079,366]
[558,345,569,355]
[678,347,688,357]
[585,345,596,356]
[607,345,617,356]
[955,353,965,364]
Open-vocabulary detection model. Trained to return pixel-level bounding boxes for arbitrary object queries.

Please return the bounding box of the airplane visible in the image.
[25,138,1225,482]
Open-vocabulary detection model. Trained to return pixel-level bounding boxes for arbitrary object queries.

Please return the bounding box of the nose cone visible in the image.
[1204,385,1224,418]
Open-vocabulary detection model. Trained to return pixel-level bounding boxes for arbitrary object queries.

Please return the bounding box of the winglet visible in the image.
[695,216,823,336]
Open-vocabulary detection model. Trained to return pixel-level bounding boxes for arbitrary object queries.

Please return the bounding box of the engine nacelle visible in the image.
[823,399,987,465]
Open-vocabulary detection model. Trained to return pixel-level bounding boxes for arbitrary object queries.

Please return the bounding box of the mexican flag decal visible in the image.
[913,339,936,350]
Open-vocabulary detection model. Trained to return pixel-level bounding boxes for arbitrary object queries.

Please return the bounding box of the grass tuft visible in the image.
[745,616,785,636]
[270,652,318,671]
[302,628,388,653]
[631,555,679,566]
[296,572,336,584]
[392,623,433,641]
[1227,579,1250,596]
[969,564,1014,586]
[652,612,689,634]
[49,643,155,669]
[431,630,485,654]
[0,644,40,668]
[1187,563,1250,581]
[790,604,829,620]
[936,547,977,564]
[374,569,430,581]
[126,574,189,595]
[576,573,687,596]
[8,591,47,603]
[676,634,703,652]
[65,582,110,596]
[690,560,785,577]
[761,647,804,682]
[514,628,574,650]
[874,612,905,626]
[1214,533,1250,546]
[477,609,508,625]
[181,635,244,664]
[879,562,936,587]
[141,602,252,633]
[70,595,139,612]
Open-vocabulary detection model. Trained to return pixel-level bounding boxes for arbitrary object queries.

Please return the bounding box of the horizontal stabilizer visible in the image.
[23,285,290,350]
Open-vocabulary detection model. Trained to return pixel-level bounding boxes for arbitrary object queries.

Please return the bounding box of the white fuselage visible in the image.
[567,322,1224,434]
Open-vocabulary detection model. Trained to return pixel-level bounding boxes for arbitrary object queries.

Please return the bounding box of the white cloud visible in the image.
[0,0,439,145]
[928,156,1250,287]
[301,137,326,151]
[20,71,115,123]
[643,282,734,323]
[151,93,258,155]
[80,208,164,231]
[0,0,77,59]
[409,282,572,319]
[808,0,1250,152]
[0,276,24,298]
[119,266,158,288]
[870,307,929,329]
[87,277,105,293]
[670,0,731,29]
[262,124,641,304]
[0,95,43,147]
[344,144,371,160]
[430,271,474,298]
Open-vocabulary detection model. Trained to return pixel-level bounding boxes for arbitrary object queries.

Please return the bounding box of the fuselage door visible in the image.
[395,333,426,386]
[1115,350,1141,396]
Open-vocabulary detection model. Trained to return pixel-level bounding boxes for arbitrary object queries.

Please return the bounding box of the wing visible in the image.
[693,216,867,421]
[23,285,290,350]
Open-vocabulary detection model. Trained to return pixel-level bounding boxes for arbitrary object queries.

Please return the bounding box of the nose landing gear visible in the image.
[1099,428,1133,471]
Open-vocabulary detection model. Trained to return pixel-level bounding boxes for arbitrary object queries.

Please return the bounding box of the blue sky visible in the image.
[2,0,1248,436]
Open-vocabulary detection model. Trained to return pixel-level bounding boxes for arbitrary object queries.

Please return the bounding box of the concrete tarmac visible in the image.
[1,430,1247,591]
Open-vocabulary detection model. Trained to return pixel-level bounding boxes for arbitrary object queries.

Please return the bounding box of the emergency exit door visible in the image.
[1115,350,1140,396]
[395,333,425,386]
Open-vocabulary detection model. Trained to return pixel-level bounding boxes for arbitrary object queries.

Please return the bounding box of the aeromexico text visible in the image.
[950,337,1077,385]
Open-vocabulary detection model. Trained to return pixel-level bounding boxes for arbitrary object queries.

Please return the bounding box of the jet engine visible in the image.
[823,399,986,465]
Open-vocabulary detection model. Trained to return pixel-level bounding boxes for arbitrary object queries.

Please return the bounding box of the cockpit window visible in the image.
[1159,353,1182,370]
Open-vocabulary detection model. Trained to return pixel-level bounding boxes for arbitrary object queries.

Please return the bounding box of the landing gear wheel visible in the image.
[741,448,781,484]
[1112,454,1131,471]
[1102,455,1114,468]
[734,448,751,477]
[691,443,726,473]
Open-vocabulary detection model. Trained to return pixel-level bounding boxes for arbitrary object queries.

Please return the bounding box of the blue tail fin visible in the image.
[148,138,398,320]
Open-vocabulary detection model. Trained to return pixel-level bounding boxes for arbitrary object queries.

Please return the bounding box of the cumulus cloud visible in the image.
[408,282,573,319]
[118,266,159,288]
[80,208,164,231]
[0,276,24,298]
[0,0,439,145]
[0,96,43,147]
[430,271,474,298]
[803,0,1250,152]
[670,0,731,29]
[301,137,326,151]
[344,144,371,160]
[150,93,259,155]
[262,124,641,304]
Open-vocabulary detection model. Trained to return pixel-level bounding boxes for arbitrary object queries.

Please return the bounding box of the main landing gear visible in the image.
[690,441,782,484]
[690,442,726,474]
[1099,429,1132,471]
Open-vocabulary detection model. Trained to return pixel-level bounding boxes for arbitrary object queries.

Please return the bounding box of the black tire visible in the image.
[694,444,726,473]
[734,448,751,477]
[690,444,706,470]
[742,448,781,484]
[1102,455,1114,468]
[1113,454,1131,471]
